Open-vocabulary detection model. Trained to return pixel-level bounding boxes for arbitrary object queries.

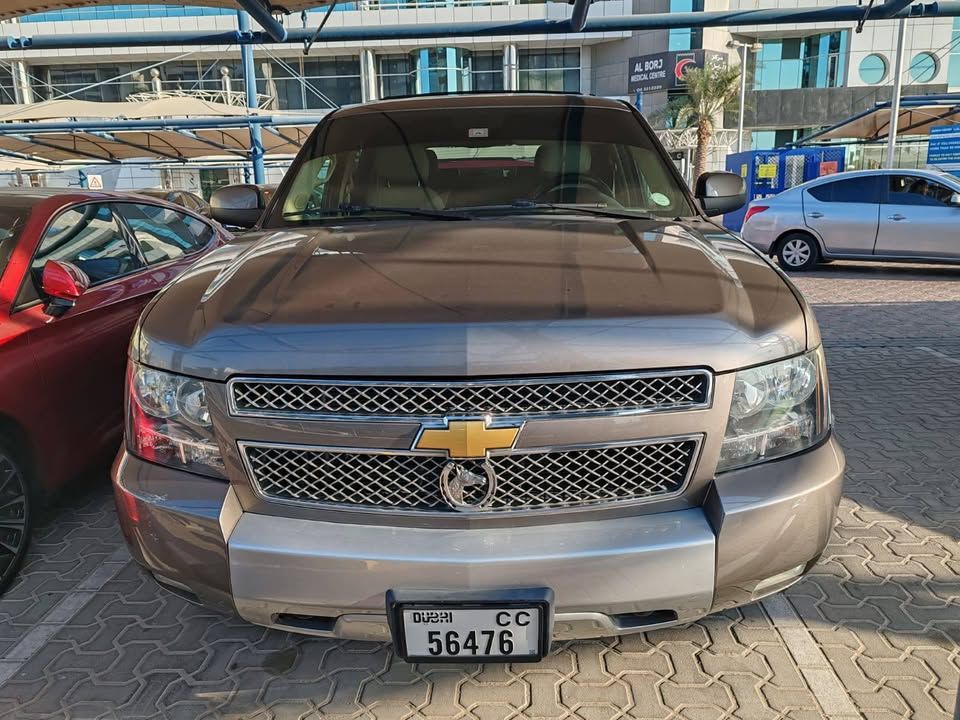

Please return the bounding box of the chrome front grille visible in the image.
[242,438,699,513]
[230,371,711,420]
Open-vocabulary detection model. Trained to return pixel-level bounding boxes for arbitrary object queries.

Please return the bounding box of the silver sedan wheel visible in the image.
[782,238,812,267]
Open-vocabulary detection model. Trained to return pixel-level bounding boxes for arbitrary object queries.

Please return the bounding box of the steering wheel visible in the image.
[535,174,622,206]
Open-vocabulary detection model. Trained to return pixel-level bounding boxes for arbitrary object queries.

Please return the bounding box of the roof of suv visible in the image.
[334,93,630,118]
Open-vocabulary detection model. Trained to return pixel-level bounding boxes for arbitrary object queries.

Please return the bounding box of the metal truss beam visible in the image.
[568,0,592,32]
[89,131,184,161]
[236,1,288,42]
[10,133,118,162]
[0,0,947,50]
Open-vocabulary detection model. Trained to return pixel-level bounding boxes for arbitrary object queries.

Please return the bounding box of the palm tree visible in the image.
[670,64,742,181]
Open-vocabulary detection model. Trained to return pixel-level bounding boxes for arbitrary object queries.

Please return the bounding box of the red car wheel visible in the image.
[0,442,30,593]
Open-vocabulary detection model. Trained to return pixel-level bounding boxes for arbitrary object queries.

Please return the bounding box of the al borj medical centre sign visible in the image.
[628,49,728,95]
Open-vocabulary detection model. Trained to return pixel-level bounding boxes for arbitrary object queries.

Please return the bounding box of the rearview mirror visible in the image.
[41,260,90,318]
[695,172,747,217]
[210,184,267,228]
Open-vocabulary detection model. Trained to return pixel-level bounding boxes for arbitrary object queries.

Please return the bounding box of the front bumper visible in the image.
[112,435,843,641]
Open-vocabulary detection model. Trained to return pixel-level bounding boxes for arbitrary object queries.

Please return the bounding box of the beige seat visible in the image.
[535,144,592,189]
[364,145,443,209]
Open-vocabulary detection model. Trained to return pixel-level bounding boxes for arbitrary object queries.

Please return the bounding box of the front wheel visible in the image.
[776,234,819,271]
[0,442,31,594]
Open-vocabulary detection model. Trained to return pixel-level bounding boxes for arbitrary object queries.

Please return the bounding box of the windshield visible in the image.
[0,207,27,280]
[266,104,694,226]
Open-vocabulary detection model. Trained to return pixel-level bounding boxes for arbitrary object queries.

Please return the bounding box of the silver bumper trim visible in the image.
[227,508,716,640]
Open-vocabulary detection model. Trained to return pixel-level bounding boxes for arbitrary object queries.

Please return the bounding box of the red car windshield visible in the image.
[0,208,27,281]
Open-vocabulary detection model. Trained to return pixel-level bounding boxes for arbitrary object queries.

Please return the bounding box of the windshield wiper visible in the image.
[283,203,472,221]
[509,200,659,221]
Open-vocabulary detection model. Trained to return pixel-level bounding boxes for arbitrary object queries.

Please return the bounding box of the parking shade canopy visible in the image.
[0,0,333,21]
[799,96,960,144]
[0,97,325,163]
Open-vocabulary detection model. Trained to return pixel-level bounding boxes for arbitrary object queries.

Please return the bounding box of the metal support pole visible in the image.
[238,11,266,185]
[736,45,747,154]
[885,17,907,168]
[236,0,288,42]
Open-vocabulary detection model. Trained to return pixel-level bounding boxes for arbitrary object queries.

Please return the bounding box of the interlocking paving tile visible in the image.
[0,259,958,719]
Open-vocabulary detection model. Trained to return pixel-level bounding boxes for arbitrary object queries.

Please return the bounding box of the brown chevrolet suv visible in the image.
[113,93,843,663]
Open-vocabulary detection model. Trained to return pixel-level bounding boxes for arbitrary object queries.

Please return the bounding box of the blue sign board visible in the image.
[926,125,960,164]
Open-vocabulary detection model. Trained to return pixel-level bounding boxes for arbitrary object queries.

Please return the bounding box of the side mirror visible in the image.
[41,260,90,318]
[210,184,267,228]
[695,172,747,217]
[950,192,960,206]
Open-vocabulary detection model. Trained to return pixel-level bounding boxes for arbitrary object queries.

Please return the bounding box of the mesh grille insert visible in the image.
[232,372,710,419]
[243,439,698,513]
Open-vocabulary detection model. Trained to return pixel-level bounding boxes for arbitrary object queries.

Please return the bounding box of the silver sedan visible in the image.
[741,168,960,270]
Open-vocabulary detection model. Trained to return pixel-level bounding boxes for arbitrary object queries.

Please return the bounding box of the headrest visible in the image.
[378,145,432,184]
[535,144,592,175]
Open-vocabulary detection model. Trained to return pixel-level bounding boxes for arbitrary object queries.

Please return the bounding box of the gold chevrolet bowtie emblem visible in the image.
[415,418,521,459]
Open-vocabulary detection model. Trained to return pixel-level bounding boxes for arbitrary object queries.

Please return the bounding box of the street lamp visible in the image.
[727,39,762,154]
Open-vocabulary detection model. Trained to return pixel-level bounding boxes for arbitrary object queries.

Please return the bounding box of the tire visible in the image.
[776,233,820,271]
[0,441,31,594]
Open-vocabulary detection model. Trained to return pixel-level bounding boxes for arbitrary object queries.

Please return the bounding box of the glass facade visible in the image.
[518,49,580,92]
[27,57,362,108]
[950,18,960,88]
[413,48,473,94]
[751,128,815,149]
[471,51,505,92]
[753,32,848,90]
[667,0,704,52]
[0,65,16,105]
[31,60,244,102]
[378,55,416,98]
[260,56,362,109]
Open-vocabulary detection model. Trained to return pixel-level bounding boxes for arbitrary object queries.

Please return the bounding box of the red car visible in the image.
[0,189,228,591]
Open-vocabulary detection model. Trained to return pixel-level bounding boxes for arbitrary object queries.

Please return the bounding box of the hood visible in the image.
[137,216,808,380]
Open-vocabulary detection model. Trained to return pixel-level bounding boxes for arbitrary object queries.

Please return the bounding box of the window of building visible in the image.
[753,32,848,90]
[518,49,580,92]
[667,0,704,51]
[950,18,960,89]
[0,66,16,105]
[751,128,815,150]
[31,60,244,103]
[379,55,416,98]
[413,48,473,94]
[909,52,938,83]
[471,51,504,92]
[858,54,888,85]
[260,56,361,110]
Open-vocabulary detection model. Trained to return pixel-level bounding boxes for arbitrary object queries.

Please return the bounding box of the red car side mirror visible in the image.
[41,260,90,317]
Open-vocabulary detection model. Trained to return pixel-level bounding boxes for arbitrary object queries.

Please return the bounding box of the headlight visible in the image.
[718,347,831,471]
[127,362,225,479]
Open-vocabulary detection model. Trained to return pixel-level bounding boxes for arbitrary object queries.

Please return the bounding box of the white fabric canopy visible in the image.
[807,104,960,142]
[0,97,324,162]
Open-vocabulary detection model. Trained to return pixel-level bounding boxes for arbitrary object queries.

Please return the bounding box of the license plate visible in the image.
[401,607,542,661]
[387,589,552,663]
